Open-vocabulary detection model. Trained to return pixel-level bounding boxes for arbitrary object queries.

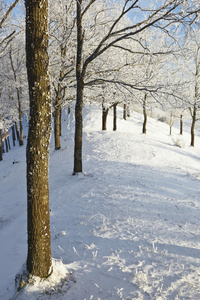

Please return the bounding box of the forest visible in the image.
[0,0,200,299]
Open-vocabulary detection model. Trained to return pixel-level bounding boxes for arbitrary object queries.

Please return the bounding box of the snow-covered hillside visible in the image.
[1,105,200,300]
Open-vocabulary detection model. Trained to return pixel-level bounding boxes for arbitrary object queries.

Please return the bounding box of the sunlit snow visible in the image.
[0,104,200,299]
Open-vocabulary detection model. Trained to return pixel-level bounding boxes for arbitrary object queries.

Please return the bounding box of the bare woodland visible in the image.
[0,0,200,283]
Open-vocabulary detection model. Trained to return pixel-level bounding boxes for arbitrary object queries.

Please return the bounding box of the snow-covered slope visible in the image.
[1,104,200,300]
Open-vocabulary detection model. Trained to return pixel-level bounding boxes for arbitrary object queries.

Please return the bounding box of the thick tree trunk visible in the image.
[102,105,109,130]
[25,0,52,278]
[142,93,147,134]
[74,0,83,174]
[113,104,117,131]
[180,114,183,135]
[123,103,126,120]
[0,130,2,161]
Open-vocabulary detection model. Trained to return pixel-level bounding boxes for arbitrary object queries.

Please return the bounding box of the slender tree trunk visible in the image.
[54,45,66,150]
[54,103,61,150]
[9,50,23,146]
[2,140,5,153]
[102,105,109,130]
[142,93,147,134]
[17,89,23,146]
[8,136,11,150]
[169,112,173,136]
[0,130,2,161]
[127,105,130,118]
[169,125,172,136]
[25,0,52,278]
[123,103,127,120]
[180,114,183,135]
[191,107,196,147]
[113,104,117,131]
[59,108,62,136]
[15,121,20,141]
[5,137,8,152]
[12,122,16,147]
[18,92,23,146]
[74,0,84,174]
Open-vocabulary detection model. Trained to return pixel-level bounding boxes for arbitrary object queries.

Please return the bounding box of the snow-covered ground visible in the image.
[1,104,200,300]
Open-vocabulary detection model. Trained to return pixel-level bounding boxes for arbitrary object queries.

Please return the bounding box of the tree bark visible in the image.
[113,104,117,131]
[102,105,109,130]
[5,137,8,153]
[180,114,183,135]
[142,93,147,134]
[25,0,52,278]
[123,103,126,120]
[15,121,20,141]
[74,0,84,174]
[8,136,11,150]
[54,45,66,150]
[12,122,16,147]
[59,108,62,136]
[191,106,196,147]
[54,104,61,150]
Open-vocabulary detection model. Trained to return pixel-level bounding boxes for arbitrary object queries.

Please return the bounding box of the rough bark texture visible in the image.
[113,104,117,131]
[74,0,83,174]
[102,105,109,130]
[142,93,147,134]
[25,0,52,278]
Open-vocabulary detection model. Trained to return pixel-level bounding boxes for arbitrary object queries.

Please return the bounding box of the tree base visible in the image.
[13,260,76,299]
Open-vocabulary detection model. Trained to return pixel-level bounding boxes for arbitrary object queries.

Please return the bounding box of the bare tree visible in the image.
[73,0,200,173]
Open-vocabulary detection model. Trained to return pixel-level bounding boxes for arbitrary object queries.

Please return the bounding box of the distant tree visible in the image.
[25,0,52,278]
[9,46,25,146]
[49,0,76,150]
[177,27,200,146]
[73,0,199,173]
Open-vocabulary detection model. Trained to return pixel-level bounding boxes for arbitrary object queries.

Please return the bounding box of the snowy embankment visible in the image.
[1,104,200,300]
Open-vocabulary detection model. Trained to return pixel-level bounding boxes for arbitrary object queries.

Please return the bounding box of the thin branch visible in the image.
[0,0,20,30]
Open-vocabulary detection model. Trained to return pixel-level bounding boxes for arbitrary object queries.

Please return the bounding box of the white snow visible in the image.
[1,104,200,299]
